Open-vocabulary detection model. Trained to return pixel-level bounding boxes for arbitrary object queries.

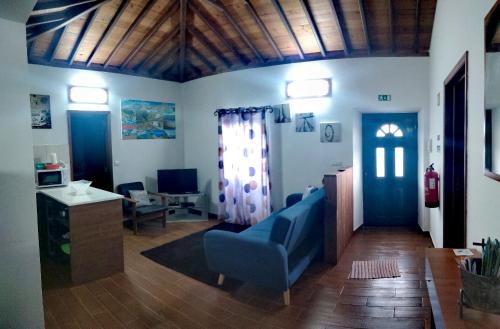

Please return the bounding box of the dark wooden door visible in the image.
[362,113,418,226]
[68,111,113,191]
[443,53,468,248]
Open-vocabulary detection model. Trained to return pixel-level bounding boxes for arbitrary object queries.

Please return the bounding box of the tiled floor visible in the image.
[42,221,434,329]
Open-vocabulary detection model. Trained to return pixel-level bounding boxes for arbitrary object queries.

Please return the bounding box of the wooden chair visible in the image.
[116,182,169,234]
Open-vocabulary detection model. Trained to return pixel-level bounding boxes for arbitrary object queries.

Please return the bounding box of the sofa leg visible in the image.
[283,290,290,306]
[217,274,225,286]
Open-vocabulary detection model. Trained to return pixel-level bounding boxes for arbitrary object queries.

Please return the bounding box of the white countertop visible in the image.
[37,184,123,207]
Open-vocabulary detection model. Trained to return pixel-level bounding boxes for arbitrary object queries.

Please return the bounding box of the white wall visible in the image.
[0,18,44,329]
[181,57,430,229]
[428,0,500,247]
[28,65,184,190]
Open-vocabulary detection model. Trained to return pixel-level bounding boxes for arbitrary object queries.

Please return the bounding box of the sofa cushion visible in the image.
[136,205,169,216]
[270,188,325,255]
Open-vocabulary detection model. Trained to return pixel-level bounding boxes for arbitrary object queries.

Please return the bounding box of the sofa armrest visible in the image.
[286,193,303,208]
[204,230,289,291]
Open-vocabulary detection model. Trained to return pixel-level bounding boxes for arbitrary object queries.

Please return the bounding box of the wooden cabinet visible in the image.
[323,168,353,264]
[37,188,124,284]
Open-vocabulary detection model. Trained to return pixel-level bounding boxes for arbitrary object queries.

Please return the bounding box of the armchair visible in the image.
[116,182,169,234]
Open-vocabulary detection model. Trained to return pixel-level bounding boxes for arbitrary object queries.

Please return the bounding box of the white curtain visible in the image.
[217,108,271,225]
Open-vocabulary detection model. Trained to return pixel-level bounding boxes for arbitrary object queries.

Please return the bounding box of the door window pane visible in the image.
[395,147,404,177]
[376,148,385,178]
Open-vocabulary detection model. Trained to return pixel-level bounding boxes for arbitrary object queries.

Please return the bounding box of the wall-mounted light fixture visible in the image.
[286,78,332,99]
[68,86,108,104]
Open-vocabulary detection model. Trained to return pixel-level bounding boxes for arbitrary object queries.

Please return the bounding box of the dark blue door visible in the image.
[362,113,418,226]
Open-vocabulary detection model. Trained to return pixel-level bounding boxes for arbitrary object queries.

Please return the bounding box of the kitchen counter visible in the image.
[37,184,122,206]
[37,183,124,284]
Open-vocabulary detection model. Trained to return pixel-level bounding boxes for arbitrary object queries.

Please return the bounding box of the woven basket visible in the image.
[460,265,500,314]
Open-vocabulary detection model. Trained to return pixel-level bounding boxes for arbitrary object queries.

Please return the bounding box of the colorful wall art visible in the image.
[320,122,341,142]
[273,103,291,123]
[296,112,315,132]
[30,94,51,129]
[121,99,176,139]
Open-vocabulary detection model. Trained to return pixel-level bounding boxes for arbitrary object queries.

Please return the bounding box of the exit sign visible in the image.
[378,94,392,101]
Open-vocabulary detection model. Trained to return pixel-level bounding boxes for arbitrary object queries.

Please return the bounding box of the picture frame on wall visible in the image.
[121,99,176,140]
[30,94,52,129]
[296,112,315,132]
[320,122,341,142]
[273,104,291,123]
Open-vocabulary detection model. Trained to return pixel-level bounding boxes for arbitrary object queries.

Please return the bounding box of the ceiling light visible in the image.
[286,78,332,99]
[68,86,108,104]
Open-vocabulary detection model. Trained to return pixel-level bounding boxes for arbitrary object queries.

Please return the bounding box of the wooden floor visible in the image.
[42,221,434,329]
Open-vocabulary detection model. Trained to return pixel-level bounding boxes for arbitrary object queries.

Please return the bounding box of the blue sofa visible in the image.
[204,188,325,305]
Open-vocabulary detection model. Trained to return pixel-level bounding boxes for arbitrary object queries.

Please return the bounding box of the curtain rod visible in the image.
[213,106,273,116]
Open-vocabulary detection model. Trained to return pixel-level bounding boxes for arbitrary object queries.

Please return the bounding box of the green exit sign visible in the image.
[378,94,392,101]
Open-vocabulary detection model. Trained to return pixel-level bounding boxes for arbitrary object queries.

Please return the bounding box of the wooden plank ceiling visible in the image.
[26,0,437,82]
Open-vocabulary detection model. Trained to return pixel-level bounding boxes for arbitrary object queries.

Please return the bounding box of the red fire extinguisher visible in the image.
[425,163,439,208]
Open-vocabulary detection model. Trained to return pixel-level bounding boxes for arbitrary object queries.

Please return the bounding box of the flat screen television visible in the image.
[157,169,198,194]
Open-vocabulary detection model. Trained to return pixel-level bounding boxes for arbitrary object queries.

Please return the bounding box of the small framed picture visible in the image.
[30,94,52,129]
[320,122,341,142]
[273,104,291,123]
[296,112,315,132]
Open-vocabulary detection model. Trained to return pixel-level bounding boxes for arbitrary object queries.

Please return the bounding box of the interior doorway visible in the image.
[362,113,418,226]
[68,111,114,191]
[443,52,468,248]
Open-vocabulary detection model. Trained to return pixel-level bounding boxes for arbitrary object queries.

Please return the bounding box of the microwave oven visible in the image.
[36,168,70,188]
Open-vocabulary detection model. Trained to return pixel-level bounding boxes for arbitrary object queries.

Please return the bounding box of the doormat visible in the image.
[141,222,249,290]
[349,259,400,279]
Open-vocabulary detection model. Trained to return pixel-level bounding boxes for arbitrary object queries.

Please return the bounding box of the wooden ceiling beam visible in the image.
[414,0,421,53]
[298,0,326,57]
[103,0,156,68]
[205,0,264,63]
[187,25,231,68]
[388,0,395,53]
[189,1,246,65]
[151,46,180,75]
[120,1,179,69]
[86,0,130,67]
[243,0,283,61]
[186,60,202,77]
[34,0,95,11]
[328,0,351,56]
[188,45,216,72]
[26,0,110,42]
[134,26,179,72]
[44,26,66,61]
[179,0,188,82]
[68,9,99,65]
[270,0,304,59]
[161,61,179,80]
[357,0,371,54]
[27,0,99,27]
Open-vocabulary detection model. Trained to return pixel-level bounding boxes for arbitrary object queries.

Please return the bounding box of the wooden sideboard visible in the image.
[425,248,500,328]
[323,168,353,264]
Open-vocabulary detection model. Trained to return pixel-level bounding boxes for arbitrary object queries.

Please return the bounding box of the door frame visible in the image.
[442,52,468,248]
[67,110,114,190]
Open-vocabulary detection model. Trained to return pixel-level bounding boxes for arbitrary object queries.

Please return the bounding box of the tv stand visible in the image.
[161,192,208,221]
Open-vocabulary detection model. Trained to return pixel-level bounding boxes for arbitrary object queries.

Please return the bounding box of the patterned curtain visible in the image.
[217,108,271,225]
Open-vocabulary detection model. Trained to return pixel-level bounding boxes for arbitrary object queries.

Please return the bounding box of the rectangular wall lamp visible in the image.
[68,86,108,104]
[286,78,332,99]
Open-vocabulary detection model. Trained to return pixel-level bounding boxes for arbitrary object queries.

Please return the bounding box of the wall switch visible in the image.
[436,145,441,153]
[114,160,120,166]
[437,92,441,107]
